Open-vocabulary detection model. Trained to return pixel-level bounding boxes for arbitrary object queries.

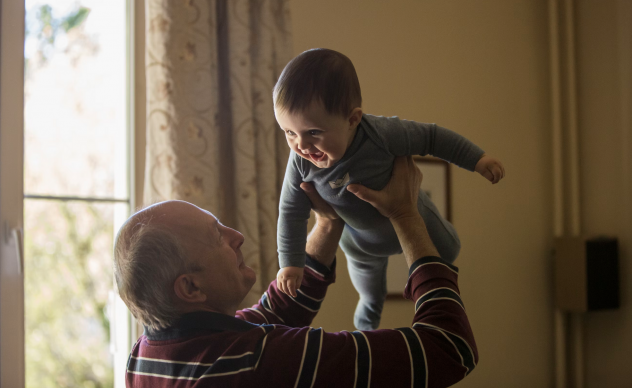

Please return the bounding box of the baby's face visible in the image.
[275,101,361,169]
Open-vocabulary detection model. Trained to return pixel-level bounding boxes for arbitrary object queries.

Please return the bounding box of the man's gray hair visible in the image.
[114,219,197,331]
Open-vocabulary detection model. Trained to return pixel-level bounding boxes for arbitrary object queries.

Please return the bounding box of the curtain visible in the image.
[144,0,292,305]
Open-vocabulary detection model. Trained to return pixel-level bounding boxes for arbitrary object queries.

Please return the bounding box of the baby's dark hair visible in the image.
[273,48,362,117]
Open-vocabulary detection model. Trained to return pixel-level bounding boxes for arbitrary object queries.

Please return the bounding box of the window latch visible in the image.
[3,221,23,275]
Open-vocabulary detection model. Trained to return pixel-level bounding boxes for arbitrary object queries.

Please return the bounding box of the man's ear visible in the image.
[348,107,363,129]
[174,273,207,304]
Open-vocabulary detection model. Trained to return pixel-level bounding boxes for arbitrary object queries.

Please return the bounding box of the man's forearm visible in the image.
[391,213,440,267]
[305,216,344,269]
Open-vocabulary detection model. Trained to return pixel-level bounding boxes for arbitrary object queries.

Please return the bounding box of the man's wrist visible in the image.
[391,212,440,267]
[305,254,336,277]
[389,211,423,226]
[306,216,344,269]
[307,252,335,270]
[315,215,344,231]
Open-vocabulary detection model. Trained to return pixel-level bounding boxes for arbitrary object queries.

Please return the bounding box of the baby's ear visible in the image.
[348,107,363,129]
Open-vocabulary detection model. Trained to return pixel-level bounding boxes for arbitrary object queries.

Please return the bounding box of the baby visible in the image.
[274,48,504,330]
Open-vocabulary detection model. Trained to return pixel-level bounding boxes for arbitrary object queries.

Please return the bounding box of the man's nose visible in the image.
[227,227,244,249]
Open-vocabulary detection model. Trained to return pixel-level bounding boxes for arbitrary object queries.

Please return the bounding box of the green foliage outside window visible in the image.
[25,201,114,388]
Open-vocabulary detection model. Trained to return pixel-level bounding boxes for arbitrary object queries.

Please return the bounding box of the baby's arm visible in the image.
[366,115,505,183]
[277,153,312,296]
[279,180,344,297]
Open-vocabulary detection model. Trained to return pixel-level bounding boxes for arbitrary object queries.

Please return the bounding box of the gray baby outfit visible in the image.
[278,114,484,330]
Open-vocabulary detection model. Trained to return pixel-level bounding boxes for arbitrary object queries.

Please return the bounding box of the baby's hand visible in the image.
[276,266,304,297]
[475,154,505,184]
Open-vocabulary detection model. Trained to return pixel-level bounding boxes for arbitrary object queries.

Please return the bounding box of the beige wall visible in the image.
[291,1,554,386]
[289,1,632,387]
[577,1,632,387]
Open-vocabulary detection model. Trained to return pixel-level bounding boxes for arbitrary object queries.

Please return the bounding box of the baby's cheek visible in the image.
[332,146,347,161]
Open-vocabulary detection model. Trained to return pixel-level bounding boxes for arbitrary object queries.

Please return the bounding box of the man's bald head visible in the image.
[114,200,254,330]
[114,200,208,330]
[117,200,210,249]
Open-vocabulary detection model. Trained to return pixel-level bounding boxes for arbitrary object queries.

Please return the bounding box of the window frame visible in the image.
[1,0,139,386]
[0,0,26,386]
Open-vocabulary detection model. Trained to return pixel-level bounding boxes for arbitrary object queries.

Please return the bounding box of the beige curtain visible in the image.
[144,0,292,305]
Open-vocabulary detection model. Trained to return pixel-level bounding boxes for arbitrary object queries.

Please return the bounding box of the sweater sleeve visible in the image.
[249,256,478,388]
[235,255,336,327]
[277,152,313,268]
[364,114,486,171]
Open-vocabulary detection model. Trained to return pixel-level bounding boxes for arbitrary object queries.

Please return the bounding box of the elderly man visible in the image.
[115,156,477,388]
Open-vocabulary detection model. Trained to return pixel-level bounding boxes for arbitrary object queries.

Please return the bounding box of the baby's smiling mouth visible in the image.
[307,151,326,162]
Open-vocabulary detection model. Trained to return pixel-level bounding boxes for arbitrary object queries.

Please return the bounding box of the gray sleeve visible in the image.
[365,115,486,171]
[277,152,312,268]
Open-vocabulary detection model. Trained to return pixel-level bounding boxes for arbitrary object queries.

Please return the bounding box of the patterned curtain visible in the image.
[144,0,292,305]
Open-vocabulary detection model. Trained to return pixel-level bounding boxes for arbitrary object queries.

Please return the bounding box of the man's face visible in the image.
[275,101,359,169]
[191,209,256,310]
[163,201,256,312]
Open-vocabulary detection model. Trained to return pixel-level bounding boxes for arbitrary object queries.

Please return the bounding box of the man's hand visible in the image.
[277,266,304,297]
[346,156,440,265]
[346,156,422,221]
[475,154,505,184]
[300,182,340,222]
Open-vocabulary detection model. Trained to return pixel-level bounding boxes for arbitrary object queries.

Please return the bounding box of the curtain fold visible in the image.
[145,0,292,305]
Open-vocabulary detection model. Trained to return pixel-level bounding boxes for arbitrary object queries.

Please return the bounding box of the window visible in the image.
[21,1,135,386]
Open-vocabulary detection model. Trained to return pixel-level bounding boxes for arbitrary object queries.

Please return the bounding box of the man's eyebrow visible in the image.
[203,217,221,246]
[212,218,224,243]
[215,221,223,243]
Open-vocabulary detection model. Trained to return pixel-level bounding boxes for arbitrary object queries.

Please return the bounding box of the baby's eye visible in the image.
[285,130,296,136]
[308,130,322,136]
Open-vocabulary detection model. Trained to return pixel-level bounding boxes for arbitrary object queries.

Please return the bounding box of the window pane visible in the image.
[24,199,127,388]
[24,0,127,199]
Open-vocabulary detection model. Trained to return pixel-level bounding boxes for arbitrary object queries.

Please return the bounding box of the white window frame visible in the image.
[114,2,148,381]
[0,1,138,386]
[111,1,138,385]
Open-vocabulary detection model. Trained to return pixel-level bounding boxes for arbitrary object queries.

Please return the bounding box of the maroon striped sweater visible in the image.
[126,255,478,387]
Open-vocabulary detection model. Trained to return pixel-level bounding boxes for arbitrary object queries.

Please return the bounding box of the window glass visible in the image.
[24,0,127,199]
[24,200,127,387]
[24,1,128,387]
